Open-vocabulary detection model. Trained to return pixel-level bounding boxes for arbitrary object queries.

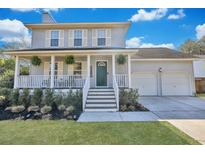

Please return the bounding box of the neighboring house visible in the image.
[7,12,197,111]
[193,56,205,93]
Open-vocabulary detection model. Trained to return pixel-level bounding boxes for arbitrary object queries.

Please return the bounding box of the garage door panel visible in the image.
[132,73,157,96]
[162,73,191,96]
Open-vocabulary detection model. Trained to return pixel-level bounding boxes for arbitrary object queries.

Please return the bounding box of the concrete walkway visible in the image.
[168,120,205,144]
[78,111,159,122]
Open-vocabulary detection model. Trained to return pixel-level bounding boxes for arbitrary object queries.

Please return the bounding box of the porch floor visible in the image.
[77,112,159,122]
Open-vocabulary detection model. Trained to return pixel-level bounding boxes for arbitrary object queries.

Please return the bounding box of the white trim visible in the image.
[131,58,198,61]
[95,60,109,88]
[50,55,55,88]
[128,54,131,88]
[14,55,19,88]
[7,50,138,56]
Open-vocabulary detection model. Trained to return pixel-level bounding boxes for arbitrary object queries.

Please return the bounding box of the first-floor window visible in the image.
[73,62,82,75]
[49,62,58,75]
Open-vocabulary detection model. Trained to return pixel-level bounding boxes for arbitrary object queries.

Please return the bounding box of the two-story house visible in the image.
[7,12,197,111]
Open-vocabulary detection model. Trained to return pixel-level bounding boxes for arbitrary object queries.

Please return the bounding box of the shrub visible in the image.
[10,105,25,113]
[54,93,63,106]
[0,70,14,88]
[31,89,43,106]
[42,89,54,106]
[0,96,6,106]
[19,89,30,108]
[0,88,11,103]
[119,88,139,105]
[40,105,52,114]
[120,104,127,112]
[58,104,66,111]
[28,105,40,112]
[62,90,82,114]
[10,89,20,105]
[31,56,41,66]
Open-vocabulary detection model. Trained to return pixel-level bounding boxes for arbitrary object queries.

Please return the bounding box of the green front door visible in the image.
[96,61,107,86]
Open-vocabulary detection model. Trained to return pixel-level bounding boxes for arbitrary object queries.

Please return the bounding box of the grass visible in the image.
[0,120,200,145]
[197,93,205,100]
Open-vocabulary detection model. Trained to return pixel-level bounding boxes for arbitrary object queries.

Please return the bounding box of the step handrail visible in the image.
[82,76,90,111]
[113,75,119,111]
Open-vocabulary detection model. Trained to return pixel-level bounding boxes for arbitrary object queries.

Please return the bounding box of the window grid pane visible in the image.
[97,30,105,38]
[74,30,82,39]
[97,38,106,46]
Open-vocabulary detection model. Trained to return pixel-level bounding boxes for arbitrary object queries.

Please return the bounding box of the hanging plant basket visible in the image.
[117,54,126,65]
[64,55,75,64]
[31,56,42,66]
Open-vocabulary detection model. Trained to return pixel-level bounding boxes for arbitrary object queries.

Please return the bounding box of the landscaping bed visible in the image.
[0,88,82,121]
[119,88,149,112]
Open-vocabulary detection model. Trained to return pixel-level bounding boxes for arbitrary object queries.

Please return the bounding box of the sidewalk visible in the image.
[77,111,159,122]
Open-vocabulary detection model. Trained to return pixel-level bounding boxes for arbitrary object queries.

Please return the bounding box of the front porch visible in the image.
[14,52,132,111]
[14,54,131,89]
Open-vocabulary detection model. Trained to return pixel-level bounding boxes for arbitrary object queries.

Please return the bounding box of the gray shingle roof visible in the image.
[131,48,197,59]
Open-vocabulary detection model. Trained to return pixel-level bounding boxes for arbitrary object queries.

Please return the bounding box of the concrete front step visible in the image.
[84,108,117,112]
[86,104,116,107]
[86,99,116,103]
[89,89,114,92]
[88,92,115,95]
[87,95,115,99]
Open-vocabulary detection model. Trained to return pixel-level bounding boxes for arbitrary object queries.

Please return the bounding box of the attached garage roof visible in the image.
[132,48,197,59]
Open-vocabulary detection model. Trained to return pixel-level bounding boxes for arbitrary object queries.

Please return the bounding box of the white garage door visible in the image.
[131,72,157,96]
[162,72,191,96]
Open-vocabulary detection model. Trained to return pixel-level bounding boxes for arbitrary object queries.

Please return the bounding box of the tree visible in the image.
[180,39,200,54]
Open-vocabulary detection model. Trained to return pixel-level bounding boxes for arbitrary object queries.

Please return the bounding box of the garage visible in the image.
[161,72,191,96]
[130,48,196,96]
[131,72,158,96]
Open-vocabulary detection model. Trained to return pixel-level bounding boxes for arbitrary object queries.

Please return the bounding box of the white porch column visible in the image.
[87,55,90,78]
[112,54,116,76]
[50,55,55,88]
[14,56,20,88]
[128,54,131,88]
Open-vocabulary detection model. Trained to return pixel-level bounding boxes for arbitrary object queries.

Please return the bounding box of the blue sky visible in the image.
[0,8,205,49]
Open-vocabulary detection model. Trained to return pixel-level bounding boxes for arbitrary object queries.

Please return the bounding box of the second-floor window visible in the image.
[51,31,59,47]
[74,30,82,47]
[97,29,106,47]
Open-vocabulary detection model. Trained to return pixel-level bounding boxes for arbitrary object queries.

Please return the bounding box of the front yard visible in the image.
[0,121,199,145]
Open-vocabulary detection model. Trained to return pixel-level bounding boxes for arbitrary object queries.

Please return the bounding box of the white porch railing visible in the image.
[17,75,50,88]
[54,75,86,88]
[82,77,90,111]
[113,75,119,111]
[16,75,86,88]
[116,74,128,87]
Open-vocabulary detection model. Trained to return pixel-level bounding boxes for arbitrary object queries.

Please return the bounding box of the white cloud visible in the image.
[0,19,31,46]
[10,8,61,13]
[129,8,168,22]
[196,23,205,39]
[126,37,175,49]
[168,9,185,20]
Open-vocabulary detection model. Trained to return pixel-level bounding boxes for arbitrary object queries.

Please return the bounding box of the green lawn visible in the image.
[0,120,200,145]
[197,93,205,100]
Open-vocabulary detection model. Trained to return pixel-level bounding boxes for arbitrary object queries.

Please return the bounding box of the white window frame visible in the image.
[97,29,106,47]
[73,61,82,75]
[74,29,83,47]
[50,30,60,47]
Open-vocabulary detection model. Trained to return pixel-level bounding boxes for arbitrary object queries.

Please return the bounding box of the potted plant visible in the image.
[117,54,126,65]
[64,55,75,64]
[31,56,42,66]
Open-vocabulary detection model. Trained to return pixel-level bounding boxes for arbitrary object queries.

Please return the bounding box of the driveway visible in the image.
[139,96,205,144]
[139,96,205,119]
